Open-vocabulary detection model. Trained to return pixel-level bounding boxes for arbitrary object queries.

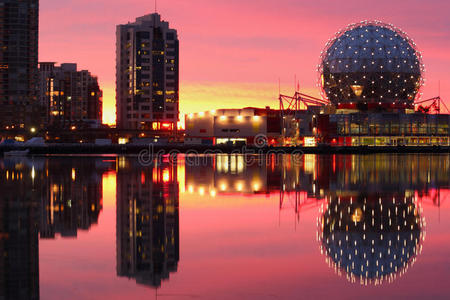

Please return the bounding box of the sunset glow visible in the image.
[102,171,116,208]
[3,0,450,298]
[38,0,450,125]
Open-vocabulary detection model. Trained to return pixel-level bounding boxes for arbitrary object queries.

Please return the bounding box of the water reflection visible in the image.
[0,159,40,300]
[0,154,448,298]
[40,159,105,239]
[318,195,425,285]
[0,157,114,300]
[184,154,447,286]
[116,158,179,288]
[310,154,444,285]
[185,154,322,202]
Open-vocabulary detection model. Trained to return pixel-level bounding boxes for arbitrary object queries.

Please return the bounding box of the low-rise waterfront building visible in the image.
[185,107,282,146]
[317,112,450,146]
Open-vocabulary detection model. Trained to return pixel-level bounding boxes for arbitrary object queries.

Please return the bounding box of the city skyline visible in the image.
[2,0,450,298]
[38,0,450,125]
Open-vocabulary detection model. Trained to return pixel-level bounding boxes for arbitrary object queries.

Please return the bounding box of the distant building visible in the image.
[0,0,41,132]
[314,21,450,147]
[39,63,103,129]
[185,107,283,146]
[317,112,450,146]
[116,13,179,133]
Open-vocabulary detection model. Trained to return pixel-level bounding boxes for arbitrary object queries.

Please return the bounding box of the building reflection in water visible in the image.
[0,158,41,300]
[184,154,449,285]
[116,157,180,288]
[40,158,106,239]
[0,157,114,299]
[318,195,425,285]
[314,154,449,285]
[0,153,448,296]
[185,154,323,201]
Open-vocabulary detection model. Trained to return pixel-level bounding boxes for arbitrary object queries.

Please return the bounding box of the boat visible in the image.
[3,149,30,157]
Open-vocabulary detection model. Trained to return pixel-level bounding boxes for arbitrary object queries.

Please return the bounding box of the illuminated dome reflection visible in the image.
[317,195,425,285]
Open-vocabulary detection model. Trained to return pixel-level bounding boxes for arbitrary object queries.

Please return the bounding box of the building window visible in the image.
[137,32,150,39]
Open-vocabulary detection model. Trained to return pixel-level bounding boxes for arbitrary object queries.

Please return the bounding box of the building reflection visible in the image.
[0,153,447,294]
[0,159,41,300]
[116,157,180,288]
[318,194,425,285]
[185,154,322,198]
[185,153,448,212]
[183,154,449,284]
[39,158,107,239]
[313,154,448,285]
[0,157,114,299]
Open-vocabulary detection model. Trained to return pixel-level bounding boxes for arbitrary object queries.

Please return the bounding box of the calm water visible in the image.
[0,154,449,300]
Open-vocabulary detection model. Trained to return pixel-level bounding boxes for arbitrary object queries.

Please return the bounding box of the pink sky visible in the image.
[39,0,450,124]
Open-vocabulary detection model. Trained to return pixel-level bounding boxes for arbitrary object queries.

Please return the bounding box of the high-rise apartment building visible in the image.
[116,13,179,132]
[0,0,40,131]
[39,62,103,129]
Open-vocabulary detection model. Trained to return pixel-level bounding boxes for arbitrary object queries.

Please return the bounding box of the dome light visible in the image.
[317,21,424,106]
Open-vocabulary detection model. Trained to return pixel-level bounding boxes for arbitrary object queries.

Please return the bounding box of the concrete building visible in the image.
[39,62,103,129]
[116,13,179,133]
[185,107,282,145]
[0,0,41,132]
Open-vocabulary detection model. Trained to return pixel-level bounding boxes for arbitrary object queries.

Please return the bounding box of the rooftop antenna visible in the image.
[294,75,297,92]
[439,80,441,97]
[155,0,157,13]
[278,78,281,95]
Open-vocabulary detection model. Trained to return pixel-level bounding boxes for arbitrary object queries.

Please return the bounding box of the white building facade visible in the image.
[185,108,282,146]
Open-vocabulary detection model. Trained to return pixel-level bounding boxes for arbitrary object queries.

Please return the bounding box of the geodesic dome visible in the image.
[318,21,425,107]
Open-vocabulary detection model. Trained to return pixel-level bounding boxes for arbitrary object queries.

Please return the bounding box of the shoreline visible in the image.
[1,144,449,156]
